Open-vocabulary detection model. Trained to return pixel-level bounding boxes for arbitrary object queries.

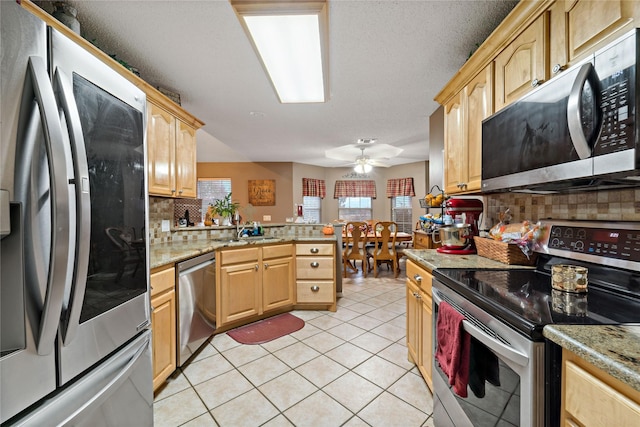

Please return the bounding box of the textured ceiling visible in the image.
[64,0,518,168]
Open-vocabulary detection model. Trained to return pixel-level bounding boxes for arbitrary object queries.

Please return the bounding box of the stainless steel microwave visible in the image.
[481,29,639,193]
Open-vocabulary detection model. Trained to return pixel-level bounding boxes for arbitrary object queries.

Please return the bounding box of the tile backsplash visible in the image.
[148,196,324,245]
[484,188,640,229]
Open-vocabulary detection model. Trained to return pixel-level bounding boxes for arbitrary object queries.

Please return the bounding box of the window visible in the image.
[197,178,231,219]
[392,196,412,233]
[338,197,372,222]
[302,196,321,223]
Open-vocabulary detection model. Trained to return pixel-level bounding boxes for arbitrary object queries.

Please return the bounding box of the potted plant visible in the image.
[210,192,240,226]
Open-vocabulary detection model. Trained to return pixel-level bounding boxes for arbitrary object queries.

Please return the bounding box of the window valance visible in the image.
[386,178,415,197]
[333,180,377,199]
[302,178,326,198]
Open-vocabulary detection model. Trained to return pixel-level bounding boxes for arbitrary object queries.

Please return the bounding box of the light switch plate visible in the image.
[161,219,170,232]
[263,215,271,221]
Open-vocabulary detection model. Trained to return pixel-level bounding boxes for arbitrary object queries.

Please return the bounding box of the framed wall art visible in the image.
[248,179,276,206]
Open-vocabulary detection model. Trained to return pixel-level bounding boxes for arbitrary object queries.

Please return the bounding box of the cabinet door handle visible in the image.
[178,189,183,195]
[552,63,566,74]
[264,263,269,269]
[531,78,543,87]
[311,285,320,292]
[310,262,319,268]
[171,189,176,194]
[413,274,422,283]
[310,247,319,254]
[255,264,259,271]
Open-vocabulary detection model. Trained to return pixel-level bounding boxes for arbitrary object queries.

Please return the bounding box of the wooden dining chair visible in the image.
[343,221,370,278]
[371,221,399,278]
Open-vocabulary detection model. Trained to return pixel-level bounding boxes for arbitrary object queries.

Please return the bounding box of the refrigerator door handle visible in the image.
[53,69,91,346]
[60,333,151,426]
[14,56,71,356]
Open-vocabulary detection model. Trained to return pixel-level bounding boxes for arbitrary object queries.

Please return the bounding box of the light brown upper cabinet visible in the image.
[550,0,639,77]
[175,120,198,198]
[147,99,203,198]
[444,64,493,195]
[494,14,548,112]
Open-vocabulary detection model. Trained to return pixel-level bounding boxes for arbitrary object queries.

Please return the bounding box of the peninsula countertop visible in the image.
[149,235,337,269]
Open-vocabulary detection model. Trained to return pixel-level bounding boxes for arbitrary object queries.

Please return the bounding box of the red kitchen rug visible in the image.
[227,313,305,345]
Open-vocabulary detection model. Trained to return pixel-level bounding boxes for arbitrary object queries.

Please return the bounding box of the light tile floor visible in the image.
[153,263,434,427]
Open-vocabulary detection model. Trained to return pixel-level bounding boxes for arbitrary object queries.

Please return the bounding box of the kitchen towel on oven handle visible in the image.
[435,301,470,397]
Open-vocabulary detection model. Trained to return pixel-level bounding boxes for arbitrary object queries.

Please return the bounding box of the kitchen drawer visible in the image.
[220,247,260,265]
[296,243,334,256]
[150,266,175,297]
[296,256,334,279]
[296,281,334,304]
[263,244,293,260]
[406,260,432,295]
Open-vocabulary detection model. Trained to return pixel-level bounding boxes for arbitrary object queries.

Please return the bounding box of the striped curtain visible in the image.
[386,178,415,197]
[333,180,377,198]
[302,178,326,198]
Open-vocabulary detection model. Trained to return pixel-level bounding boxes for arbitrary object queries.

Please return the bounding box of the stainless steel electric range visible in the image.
[431,220,640,427]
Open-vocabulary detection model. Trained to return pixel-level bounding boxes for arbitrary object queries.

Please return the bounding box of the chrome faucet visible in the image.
[235,212,244,238]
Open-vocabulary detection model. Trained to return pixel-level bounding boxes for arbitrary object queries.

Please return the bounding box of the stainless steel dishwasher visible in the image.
[176,252,216,366]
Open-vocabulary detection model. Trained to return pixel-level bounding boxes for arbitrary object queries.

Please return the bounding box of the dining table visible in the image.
[342,231,413,243]
[341,231,413,274]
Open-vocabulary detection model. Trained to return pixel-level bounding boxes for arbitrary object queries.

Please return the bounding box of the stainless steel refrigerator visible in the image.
[1,2,153,425]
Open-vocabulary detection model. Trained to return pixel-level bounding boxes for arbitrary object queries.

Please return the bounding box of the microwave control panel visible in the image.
[594,30,636,155]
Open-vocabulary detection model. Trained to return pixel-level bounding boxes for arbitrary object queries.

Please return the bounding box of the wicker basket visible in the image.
[474,236,538,266]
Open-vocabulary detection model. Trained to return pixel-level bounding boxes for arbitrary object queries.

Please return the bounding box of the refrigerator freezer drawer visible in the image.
[5,331,153,427]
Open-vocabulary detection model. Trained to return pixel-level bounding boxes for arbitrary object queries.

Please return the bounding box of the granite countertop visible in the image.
[404,249,536,272]
[149,235,337,269]
[544,324,640,393]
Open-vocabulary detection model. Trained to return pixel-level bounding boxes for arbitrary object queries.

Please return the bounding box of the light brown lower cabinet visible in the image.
[406,260,433,391]
[217,244,294,327]
[150,266,176,391]
[295,242,337,311]
[562,348,640,427]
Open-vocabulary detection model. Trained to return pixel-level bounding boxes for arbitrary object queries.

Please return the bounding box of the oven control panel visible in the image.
[548,225,640,262]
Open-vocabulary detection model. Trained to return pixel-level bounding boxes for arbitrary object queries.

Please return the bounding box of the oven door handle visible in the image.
[432,288,529,367]
[460,319,528,367]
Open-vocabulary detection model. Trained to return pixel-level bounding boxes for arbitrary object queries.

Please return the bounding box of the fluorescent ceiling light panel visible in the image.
[232,1,329,104]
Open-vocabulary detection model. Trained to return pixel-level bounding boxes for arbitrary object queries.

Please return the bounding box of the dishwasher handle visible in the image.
[178,252,215,276]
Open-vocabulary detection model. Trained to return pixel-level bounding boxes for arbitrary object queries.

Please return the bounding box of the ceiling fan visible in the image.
[325,142,404,171]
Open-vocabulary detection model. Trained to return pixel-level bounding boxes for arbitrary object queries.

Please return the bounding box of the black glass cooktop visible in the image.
[433,266,640,340]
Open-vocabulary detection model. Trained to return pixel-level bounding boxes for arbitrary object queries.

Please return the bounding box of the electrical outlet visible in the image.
[263,215,271,221]
[161,220,170,232]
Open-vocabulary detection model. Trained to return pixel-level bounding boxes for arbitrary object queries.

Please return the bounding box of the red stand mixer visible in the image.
[435,198,484,254]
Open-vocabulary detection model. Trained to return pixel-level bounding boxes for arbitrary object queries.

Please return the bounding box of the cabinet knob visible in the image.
[310,262,320,268]
[171,189,176,194]
[255,264,259,271]
[552,64,566,74]
[311,285,320,292]
[414,274,422,283]
[531,78,543,87]
[178,189,183,194]
[264,263,269,269]
[310,247,319,254]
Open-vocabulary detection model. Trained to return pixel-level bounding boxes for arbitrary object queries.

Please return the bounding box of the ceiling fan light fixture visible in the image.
[354,162,372,173]
[354,147,372,173]
[230,0,329,104]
